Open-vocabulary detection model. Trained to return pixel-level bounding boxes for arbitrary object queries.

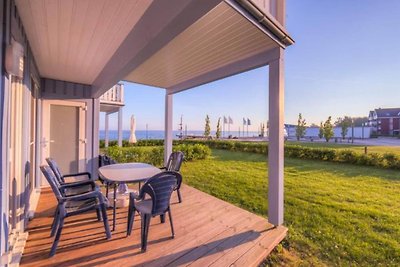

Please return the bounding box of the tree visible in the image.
[296,113,307,141]
[204,115,211,137]
[323,116,334,142]
[318,122,324,139]
[216,117,221,139]
[335,116,352,140]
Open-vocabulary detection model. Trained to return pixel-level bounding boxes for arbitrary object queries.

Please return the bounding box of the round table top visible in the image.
[98,163,161,183]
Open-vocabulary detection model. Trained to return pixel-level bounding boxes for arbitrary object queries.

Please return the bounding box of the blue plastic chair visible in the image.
[160,151,184,203]
[126,171,181,252]
[40,165,111,257]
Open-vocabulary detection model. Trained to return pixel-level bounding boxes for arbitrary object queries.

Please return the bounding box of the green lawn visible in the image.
[180,149,400,266]
[287,141,362,148]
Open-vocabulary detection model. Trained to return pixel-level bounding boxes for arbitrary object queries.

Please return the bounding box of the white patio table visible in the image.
[98,162,161,231]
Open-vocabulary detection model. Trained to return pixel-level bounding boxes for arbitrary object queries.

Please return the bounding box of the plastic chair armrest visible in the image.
[63,172,92,180]
[62,191,105,203]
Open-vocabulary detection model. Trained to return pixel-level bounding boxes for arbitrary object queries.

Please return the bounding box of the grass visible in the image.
[287,141,400,156]
[180,149,400,266]
[286,141,362,148]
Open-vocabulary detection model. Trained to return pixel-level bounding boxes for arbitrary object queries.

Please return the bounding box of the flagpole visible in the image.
[228,120,230,137]
[223,119,225,139]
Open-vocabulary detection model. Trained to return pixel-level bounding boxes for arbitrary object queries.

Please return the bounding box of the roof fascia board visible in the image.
[226,0,294,47]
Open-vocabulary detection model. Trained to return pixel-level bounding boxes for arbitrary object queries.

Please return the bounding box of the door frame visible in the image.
[42,100,87,179]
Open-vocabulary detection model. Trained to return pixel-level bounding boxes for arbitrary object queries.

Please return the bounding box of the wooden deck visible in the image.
[20,185,287,267]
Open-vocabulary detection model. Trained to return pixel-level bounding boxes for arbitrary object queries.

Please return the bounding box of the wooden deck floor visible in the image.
[20,185,287,267]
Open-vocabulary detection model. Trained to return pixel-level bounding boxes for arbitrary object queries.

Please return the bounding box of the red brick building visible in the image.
[368,108,400,135]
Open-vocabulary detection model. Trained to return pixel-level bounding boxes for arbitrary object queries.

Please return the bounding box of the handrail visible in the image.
[100,83,124,105]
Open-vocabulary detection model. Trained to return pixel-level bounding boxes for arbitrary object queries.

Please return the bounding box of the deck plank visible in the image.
[20,184,287,267]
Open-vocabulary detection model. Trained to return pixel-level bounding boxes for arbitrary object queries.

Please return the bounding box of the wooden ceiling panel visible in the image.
[124,2,276,89]
[16,0,152,84]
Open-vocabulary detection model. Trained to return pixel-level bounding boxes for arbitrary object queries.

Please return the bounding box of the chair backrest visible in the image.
[99,154,117,167]
[45,158,64,183]
[165,151,184,172]
[40,165,63,202]
[140,171,181,215]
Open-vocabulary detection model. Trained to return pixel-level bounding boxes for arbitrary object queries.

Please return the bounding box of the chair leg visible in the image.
[127,204,136,236]
[105,183,109,198]
[168,208,175,238]
[50,217,64,257]
[50,207,59,237]
[160,214,165,223]
[112,183,117,231]
[141,214,151,252]
[96,207,102,221]
[177,189,182,203]
[100,204,112,239]
[140,214,145,251]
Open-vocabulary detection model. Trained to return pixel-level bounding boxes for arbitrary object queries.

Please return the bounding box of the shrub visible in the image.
[103,143,210,167]
[180,140,400,170]
[382,153,400,169]
[336,150,358,164]
[102,139,400,170]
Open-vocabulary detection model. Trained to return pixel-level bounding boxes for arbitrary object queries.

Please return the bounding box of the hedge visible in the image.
[100,139,400,170]
[180,140,400,170]
[99,139,164,148]
[103,143,211,167]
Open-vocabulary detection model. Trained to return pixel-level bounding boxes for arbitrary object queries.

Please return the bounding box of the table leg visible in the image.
[113,183,117,231]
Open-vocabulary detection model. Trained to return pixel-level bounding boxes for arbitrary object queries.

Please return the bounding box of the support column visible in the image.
[118,107,123,147]
[268,48,284,226]
[164,91,173,165]
[92,98,100,179]
[1,2,10,261]
[105,113,109,148]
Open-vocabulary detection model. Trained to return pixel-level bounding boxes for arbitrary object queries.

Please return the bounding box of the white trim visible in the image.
[164,92,173,165]
[118,107,123,147]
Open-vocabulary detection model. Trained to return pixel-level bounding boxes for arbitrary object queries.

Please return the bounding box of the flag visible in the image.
[223,116,228,124]
[229,116,233,124]
[247,118,251,125]
[243,118,247,125]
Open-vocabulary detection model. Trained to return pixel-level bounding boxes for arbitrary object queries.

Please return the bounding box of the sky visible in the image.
[101,0,400,131]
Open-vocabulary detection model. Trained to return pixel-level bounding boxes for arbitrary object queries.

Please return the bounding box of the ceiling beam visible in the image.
[91,0,222,98]
[167,46,280,95]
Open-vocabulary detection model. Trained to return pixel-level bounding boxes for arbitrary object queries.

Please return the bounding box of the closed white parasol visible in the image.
[129,115,137,144]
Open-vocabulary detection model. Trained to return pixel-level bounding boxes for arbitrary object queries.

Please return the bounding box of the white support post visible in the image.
[118,107,123,147]
[164,91,173,165]
[105,113,109,148]
[268,48,284,226]
[92,98,100,179]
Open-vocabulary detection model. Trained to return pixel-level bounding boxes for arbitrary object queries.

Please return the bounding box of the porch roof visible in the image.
[16,0,293,97]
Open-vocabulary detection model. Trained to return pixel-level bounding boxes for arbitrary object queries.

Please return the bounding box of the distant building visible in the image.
[368,108,400,135]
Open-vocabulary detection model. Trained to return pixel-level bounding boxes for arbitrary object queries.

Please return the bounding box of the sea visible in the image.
[99,130,260,140]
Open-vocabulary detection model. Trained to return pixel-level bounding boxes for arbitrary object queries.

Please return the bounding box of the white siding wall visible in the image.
[287,126,373,139]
